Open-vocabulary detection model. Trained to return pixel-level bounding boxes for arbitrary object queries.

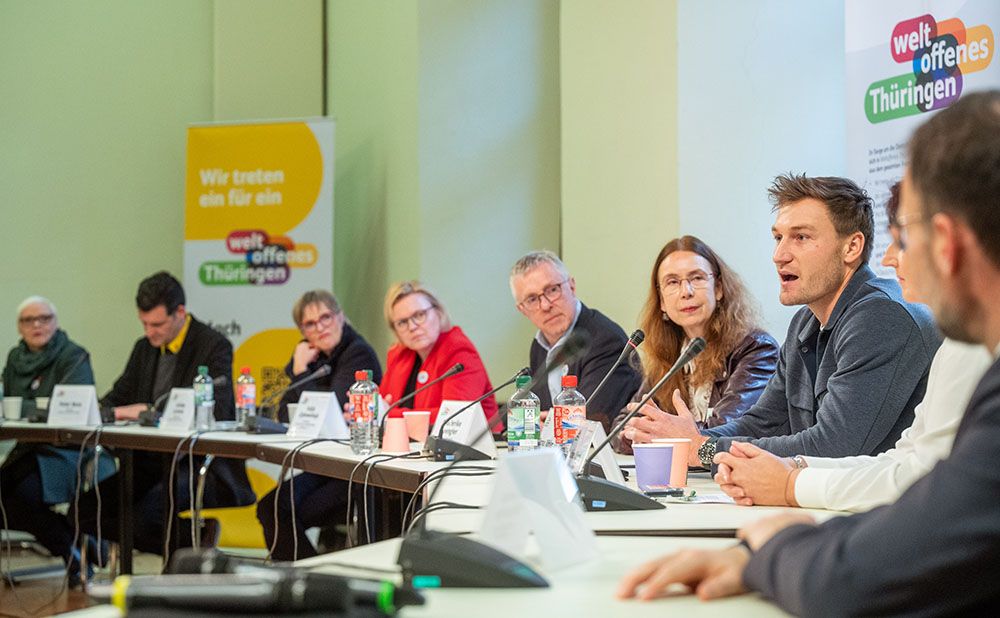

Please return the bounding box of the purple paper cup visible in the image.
[633,443,674,492]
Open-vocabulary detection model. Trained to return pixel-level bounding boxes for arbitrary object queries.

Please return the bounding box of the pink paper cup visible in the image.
[382,418,411,453]
[633,443,674,492]
[403,410,431,443]
[652,438,692,487]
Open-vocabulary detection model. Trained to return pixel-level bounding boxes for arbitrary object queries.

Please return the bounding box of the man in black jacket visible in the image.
[75,272,253,555]
[616,91,1000,614]
[510,250,642,430]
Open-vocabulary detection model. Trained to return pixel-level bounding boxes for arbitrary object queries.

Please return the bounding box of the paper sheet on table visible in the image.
[662,493,735,504]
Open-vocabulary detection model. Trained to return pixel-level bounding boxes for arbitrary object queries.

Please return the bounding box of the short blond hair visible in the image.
[383,280,452,331]
[292,290,342,327]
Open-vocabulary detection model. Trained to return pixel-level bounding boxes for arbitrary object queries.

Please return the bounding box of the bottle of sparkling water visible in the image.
[193,365,214,431]
[507,375,540,452]
[235,366,256,427]
[552,375,586,457]
[349,370,378,455]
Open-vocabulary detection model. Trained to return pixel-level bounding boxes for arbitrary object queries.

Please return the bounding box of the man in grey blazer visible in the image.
[617,91,1000,614]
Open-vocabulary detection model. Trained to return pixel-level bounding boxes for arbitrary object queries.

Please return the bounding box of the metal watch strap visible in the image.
[698,438,718,467]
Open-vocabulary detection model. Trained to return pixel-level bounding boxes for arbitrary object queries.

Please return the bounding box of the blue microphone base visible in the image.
[575,475,665,511]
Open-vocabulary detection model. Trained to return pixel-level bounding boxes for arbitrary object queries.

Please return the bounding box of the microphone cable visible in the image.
[406,502,482,535]
[401,466,495,532]
[361,452,423,545]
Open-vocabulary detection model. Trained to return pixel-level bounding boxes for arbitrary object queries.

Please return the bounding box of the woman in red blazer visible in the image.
[381,281,497,425]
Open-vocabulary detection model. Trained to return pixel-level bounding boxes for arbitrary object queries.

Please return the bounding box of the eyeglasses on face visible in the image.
[658,272,714,296]
[894,211,925,252]
[393,308,433,331]
[518,280,568,311]
[301,312,336,333]
[19,314,54,327]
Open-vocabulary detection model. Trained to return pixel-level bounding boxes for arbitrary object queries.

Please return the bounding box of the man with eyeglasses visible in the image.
[510,250,642,430]
[624,175,940,470]
[73,271,253,556]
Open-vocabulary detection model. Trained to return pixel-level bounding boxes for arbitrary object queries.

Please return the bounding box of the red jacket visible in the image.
[380,326,497,425]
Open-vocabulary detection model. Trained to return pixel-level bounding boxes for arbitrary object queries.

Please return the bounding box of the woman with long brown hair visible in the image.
[615,235,779,453]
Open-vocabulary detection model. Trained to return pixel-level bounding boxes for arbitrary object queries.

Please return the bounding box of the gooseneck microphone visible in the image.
[139,374,229,426]
[423,367,529,461]
[575,337,706,512]
[395,332,592,588]
[585,329,644,408]
[378,362,464,435]
[259,364,333,417]
[90,548,424,615]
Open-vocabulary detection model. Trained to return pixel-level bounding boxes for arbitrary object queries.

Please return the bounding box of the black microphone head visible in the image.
[516,366,530,378]
[313,365,333,378]
[681,337,706,361]
[553,331,591,366]
[450,363,464,375]
[629,329,645,347]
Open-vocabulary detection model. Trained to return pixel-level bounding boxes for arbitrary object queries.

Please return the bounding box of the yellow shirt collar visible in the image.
[163,315,192,355]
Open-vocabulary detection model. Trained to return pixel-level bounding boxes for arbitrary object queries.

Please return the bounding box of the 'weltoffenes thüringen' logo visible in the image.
[866,14,994,123]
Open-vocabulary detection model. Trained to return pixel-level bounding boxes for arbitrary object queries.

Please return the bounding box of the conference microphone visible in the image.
[575,337,706,512]
[584,329,644,411]
[394,333,592,589]
[378,362,464,435]
[138,374,229,427]
[423,366,529,461]
[91,570,424,615]
[258,364,333,419]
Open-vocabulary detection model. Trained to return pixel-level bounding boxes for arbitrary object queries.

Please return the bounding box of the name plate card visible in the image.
[287,391,348,440]
[48,385,101,426]
[159,388,196,432]
[428,400,497,458]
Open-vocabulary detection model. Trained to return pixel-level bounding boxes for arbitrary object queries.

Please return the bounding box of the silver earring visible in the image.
[662,312,670,322]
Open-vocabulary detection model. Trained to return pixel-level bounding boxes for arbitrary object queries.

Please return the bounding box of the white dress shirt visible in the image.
[794,338,993,512]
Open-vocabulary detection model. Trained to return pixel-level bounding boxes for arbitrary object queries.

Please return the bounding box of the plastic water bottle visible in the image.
[553,375,587,457]
[193,365,214,431]
[349,370,378,455]
[235,366,256,426]
[507,375,540,452]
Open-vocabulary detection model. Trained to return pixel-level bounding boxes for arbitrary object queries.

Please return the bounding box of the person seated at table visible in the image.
[1,296,114,584]
[620,174,940,468]
[256,290,381,561]
[275,290,382,421]
[614,236,779,454]
[72,271,254,555]
[510,250,642,431]
[381,280,496,426]
[713,183,993,511]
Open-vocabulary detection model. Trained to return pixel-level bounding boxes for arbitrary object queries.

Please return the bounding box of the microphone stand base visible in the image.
[423,436,491,462]
[575,475,665,511]
[397,529,548,588]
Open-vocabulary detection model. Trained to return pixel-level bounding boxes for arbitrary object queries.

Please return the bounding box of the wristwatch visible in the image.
[697,437,718,467]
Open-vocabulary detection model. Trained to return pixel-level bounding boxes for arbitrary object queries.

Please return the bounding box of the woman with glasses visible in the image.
[381,280,496,425]
[276,289,382,421]
[615,236,779,454]
[2,296,114,585]
[258,289,381,561]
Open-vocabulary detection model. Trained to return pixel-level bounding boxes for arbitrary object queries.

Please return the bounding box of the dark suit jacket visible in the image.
[529,303,642,431]
[277,323,382,422]
[744,353,1000,616]
[102,315,253,508]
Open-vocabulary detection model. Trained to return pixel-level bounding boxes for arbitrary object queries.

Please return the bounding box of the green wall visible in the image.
[0,0,565,392]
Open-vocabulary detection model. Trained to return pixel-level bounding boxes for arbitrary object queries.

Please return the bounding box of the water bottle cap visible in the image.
[355,370,368,381]
[240,366,251,374]
[561,375,577,388]
[198,365,208,375]
[515,375,531,389]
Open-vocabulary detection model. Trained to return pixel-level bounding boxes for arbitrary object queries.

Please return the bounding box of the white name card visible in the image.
[480,449,598,570]
[287,391,348,440]
[428,400,497,459]
[47,385,101,427]
[158,388,196,432]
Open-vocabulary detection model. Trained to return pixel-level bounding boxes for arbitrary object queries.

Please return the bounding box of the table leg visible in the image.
[118,449,134,575]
